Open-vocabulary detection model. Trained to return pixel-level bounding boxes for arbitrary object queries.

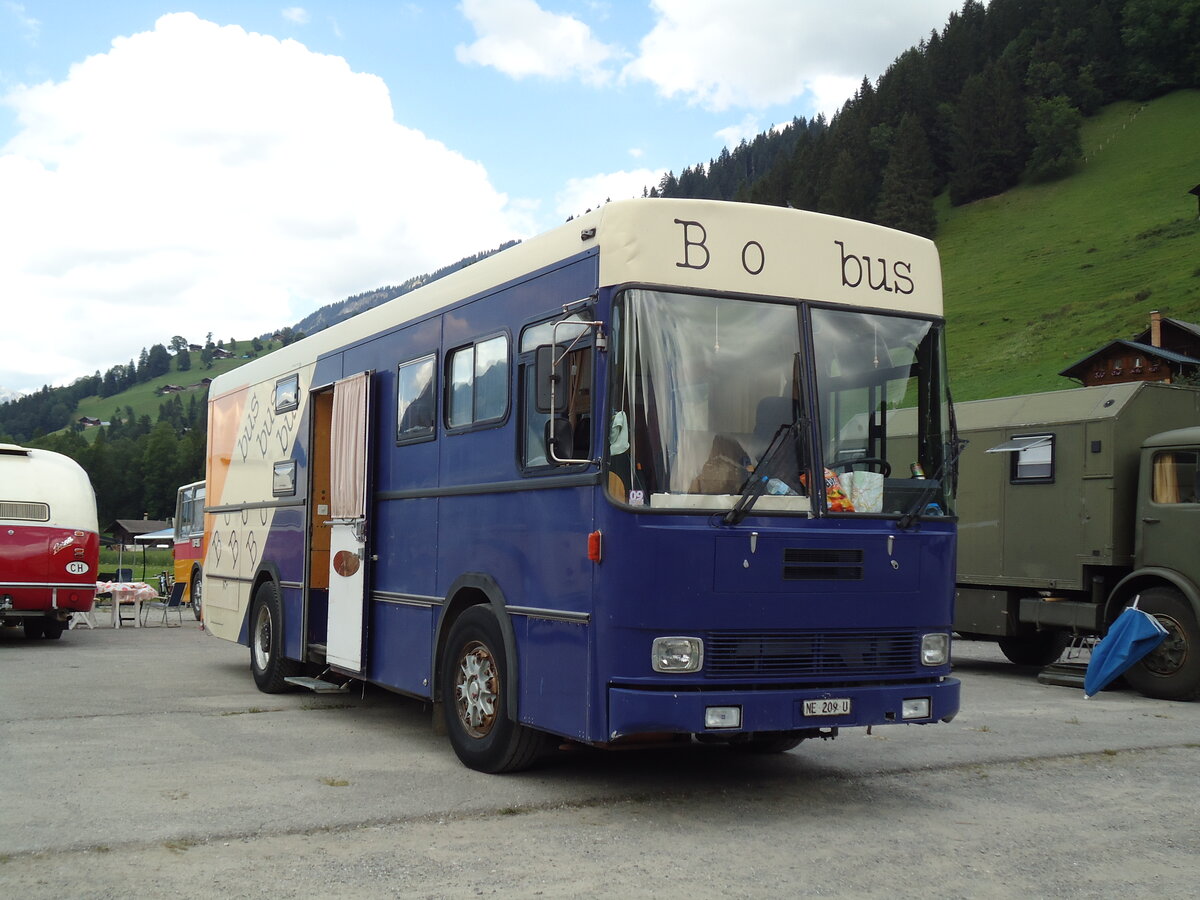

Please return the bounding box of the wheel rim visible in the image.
[453,640,498,739]
[253,605,272,672]
[1140,614,1187,677]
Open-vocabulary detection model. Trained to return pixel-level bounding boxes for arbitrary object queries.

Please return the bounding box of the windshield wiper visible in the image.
[897,438,968,530]
[723,422,799,525]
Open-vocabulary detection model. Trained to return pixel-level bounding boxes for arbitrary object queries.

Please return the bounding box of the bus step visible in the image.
[284,676,350,693]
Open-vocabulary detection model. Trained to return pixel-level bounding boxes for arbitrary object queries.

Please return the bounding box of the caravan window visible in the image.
[1012,434,1054,482]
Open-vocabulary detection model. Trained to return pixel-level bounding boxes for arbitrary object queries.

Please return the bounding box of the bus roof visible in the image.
[210,198,942,400]
[0,445,98,532]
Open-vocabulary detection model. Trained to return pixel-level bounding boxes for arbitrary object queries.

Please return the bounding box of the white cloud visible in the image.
[282,7,310,26]
[455,0,618,86]
[0,13,520,392]
[554,167,664,222]
[3,2,40,44]
[624,0,966,117]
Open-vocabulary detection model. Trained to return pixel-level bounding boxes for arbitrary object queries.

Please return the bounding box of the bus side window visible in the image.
[519,315,593,468]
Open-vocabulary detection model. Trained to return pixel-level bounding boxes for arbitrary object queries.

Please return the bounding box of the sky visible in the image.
[0,0,973,396]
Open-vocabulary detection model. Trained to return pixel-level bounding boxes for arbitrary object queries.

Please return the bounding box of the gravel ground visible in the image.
[2,622,1198,898]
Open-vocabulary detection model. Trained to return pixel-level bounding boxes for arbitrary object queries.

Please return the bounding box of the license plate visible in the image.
[803,697,851,717]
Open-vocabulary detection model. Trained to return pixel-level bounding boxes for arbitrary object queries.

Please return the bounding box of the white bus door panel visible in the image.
[325,372,372,674]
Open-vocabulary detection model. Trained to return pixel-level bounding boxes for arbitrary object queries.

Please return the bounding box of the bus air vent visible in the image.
[0,501,51,522]
[706,629,919,679]
[782,547,863,581]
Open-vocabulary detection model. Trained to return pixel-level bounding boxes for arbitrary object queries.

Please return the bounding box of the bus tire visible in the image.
[441,605,547,773]
[250,581,298,693]
[41,618,64,640]
[1122,587,1200,701]
[190,566,203,621]
[22,618,44,639]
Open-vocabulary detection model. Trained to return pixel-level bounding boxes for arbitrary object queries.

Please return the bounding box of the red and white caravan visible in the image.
[0,444,100,639]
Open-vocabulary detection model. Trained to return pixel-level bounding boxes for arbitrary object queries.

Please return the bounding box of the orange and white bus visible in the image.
[173,480,205,620]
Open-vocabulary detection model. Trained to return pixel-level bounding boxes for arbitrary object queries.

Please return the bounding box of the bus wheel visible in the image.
[41,618,64,640]
[190,566,203,621]
[1122,587,1200,701]
[441,606,546,773]
[22,619,44,639]
[250,582,298,693]
[997,631,1070,666]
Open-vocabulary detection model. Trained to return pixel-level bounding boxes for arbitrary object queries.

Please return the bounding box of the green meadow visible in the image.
[936,89,1200,401]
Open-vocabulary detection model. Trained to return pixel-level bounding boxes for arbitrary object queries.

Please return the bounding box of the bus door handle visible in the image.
[1141,517,1160,524]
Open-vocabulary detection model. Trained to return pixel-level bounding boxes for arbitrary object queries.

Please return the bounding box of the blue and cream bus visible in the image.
[202,198,961,772]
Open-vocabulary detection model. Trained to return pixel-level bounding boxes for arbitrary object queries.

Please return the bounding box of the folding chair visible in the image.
[141,581,186,627]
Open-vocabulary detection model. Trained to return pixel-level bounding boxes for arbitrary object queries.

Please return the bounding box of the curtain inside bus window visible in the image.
[330,372,369,519]
[609,289,804,509]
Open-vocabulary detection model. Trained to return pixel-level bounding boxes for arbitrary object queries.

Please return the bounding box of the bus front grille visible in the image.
[704,629,919,679]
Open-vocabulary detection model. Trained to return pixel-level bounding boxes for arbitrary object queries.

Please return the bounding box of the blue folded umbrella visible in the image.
[1084,599,1169,698]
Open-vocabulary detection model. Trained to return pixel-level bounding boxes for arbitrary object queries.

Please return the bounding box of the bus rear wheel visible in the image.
[190,566,203,621]
[1122,587,1200,701]
[22,618,44,639]
[41,618,64,639]
[250,581,298,693]
[441,606,547,773]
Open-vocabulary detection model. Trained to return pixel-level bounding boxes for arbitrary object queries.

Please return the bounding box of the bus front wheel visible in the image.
[250,581,298,693]
[441,605,547,773]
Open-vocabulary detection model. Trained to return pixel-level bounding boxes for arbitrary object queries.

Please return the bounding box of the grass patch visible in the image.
[937,90,1200,401]
[320,777,350,787]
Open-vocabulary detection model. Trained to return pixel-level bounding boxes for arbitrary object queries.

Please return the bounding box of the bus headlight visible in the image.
[652,636,703,672]
[921,632,950,666]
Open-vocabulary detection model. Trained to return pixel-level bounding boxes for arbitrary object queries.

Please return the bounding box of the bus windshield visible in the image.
[607,289,954,518]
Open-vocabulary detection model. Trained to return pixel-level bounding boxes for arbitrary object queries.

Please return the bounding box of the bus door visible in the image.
[325,371,373,674]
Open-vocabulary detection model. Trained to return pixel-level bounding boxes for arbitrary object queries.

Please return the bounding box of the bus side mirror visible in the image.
[535,345,567,414]
[544,418,574,464]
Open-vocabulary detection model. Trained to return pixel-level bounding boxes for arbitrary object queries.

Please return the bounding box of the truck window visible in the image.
[1152,450,1200,504]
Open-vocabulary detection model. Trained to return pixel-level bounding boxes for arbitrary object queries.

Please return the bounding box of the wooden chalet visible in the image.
[1059,310,1200,387]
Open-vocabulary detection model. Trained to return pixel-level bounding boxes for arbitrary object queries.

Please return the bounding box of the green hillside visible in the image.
[70,350,270,440]
[937,89,1200,401]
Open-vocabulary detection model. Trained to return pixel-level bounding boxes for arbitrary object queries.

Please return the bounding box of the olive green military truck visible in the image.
[952,381,1200,700]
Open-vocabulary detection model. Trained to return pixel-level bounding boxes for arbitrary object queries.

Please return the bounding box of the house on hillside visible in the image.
[1059,310,1200,387]
[156,384,186,395]
[78,416,106,427]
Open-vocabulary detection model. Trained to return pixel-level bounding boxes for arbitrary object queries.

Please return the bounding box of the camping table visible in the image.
[95,581,158,628]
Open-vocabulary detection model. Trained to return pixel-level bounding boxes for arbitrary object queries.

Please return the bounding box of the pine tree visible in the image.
[876,114,938,237]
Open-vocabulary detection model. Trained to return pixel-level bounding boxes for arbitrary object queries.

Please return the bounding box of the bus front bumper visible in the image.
[606,677,960,741]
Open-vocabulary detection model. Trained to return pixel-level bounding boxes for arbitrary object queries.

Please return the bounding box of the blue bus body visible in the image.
[204,199,960,771]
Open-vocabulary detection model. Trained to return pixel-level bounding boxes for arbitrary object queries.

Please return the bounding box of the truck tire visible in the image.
[997,631,1070,666]
[1122,587,1200,701]
[250,581,299,693]
[441,605,547,773]
[22,618,44,639]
